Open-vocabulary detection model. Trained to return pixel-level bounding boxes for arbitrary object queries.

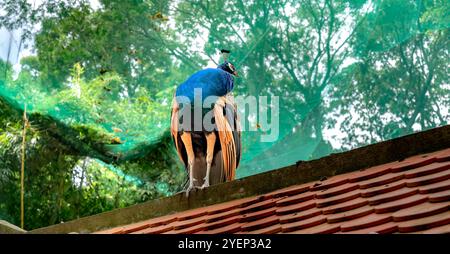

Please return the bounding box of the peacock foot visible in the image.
[200,179,210,189]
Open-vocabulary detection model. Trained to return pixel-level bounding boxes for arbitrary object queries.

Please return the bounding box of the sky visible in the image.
[0,0,102,74]
[0,29,23,66]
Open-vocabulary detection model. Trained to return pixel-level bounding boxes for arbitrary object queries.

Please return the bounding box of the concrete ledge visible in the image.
[0,220,26,234]
[29,125,450,234]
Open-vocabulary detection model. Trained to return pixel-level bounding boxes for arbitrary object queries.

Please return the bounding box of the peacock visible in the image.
[171,49,241,196]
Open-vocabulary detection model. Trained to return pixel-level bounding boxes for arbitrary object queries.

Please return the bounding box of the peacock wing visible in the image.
[170,96,187,169]
[223,94,241,168]
[214,96,238,181]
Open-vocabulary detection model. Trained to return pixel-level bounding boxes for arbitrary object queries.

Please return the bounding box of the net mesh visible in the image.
[0,0,448,181]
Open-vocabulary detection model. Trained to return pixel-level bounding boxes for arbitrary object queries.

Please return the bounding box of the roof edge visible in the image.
[29,125,450,234]
[0,220,27,234]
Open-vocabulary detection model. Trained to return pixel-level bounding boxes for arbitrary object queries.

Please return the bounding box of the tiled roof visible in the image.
[94,147,450,234]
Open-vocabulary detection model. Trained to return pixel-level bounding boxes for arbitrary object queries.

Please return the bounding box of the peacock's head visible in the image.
[217,49,238,77]
[217,61,238,77]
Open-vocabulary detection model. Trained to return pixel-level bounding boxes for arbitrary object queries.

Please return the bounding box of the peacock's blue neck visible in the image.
[175,68,235,105]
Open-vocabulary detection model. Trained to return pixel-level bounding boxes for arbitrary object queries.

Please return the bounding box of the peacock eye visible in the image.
[228,63,235,72]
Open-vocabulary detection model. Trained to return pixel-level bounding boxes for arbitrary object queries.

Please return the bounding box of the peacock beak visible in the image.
[233,71,239,77]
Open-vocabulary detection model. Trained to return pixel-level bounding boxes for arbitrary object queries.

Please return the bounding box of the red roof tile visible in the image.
[176,207,209,221]
[392,202,450,222]
[347,163,394,183]
[282,215,327,233]
[421,223,450,234]
[340,213,392,232]
[316,189,361,208]
[205,208,241,223]
[397,212,450,233]
[361,180,406,197]
[206,215,242,230]
[404,161,450,179]
[198,223,242,234]
[342,222,398,234]
[436,148,450,162]
[276,199,316,215]
[131,224,174,234]
[279,208,322,224]
[322,197,368,214]
[428,190,450,202]
[241,215,279,231]
[405,170,450,187]
[390,156,436,172]
[310,177,349,191]
[172,215,206,230]
[265,183,310,199]
[327,206,374,223]
[241,207,277,222]
[368,188,418,205]
[418,179,450,194]
[374,194,428,213]
[315,183,359,199]
[93,147,450,234]
[137,214,177,228]
[122,220,153,233]
[358,172,404,189]
[247,224,282,234]
[240,198,280,213]
[173,223,208,234]
[275,192,315,206]
[293,223,341,234]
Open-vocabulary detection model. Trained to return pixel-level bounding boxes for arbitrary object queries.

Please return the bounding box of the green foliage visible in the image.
[0,94,183,230]
[329,0,450,149]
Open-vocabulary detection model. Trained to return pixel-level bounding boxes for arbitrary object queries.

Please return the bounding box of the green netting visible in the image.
[0,65,174,161]
[0,0,448,180]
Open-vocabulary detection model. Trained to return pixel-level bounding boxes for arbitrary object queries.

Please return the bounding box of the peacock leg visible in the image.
[202,132,216,189]
[180,131,196,197]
